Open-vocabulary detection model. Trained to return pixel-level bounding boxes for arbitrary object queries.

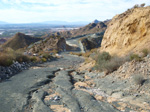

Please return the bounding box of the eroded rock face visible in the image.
[100,6,150,56]
[79,33,104,52]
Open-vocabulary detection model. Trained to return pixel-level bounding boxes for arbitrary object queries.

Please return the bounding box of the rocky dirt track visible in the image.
[1,53,150,112]
[0,53,118,112]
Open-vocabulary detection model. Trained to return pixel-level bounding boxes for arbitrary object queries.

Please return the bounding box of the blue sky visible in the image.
[0,0,150,23]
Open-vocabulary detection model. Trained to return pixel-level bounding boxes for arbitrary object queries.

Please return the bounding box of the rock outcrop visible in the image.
[79,33,103,52]
[28,36,78,53]
[0,61,31,81]
[100,6,150,56]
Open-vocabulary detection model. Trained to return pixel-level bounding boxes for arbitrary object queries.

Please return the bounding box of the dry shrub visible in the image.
[30,56,37,62]
[133,74,145,86]
[130,54,142,62]
[70,48,98,57]
[104,57,126,73]
[0,53,14,66]
[70,52,82,56]
[42,53,53,59]
[41,58,47,62]
[82,51,92,57]
[141,48,149,57]
[0,48,30,66]
[140,3,145,7]
[95,52,127,73]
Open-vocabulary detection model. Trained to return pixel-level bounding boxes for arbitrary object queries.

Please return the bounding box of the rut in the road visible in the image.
[43,69,119,112]
[22,69,60,112]
[22,69,119,112]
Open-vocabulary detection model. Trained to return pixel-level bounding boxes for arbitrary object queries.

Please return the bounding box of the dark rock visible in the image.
[0,61,31,82]
[79,32,104,52]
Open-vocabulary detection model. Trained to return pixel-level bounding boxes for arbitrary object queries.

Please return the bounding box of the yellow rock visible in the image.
[100,7,150,56]
[50,105,71,112]
[95,95,104,101]
[107,97,117,103]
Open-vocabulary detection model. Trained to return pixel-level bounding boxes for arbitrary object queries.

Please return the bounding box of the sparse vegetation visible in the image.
[42,53,53,59]
[133,4,139,8]
[141,48,149,57]
[95,52,127,73]
[140,3,145,7]
[70,48,98,57]
[0,54,14,66]
[30,56,37,62]
[130,54,142,62]
[0,47,55,66]
[133,74,145,86]
[0,48,30,66]
[70,52,82,56]
[16,54,30,63]
[41,58,47,62]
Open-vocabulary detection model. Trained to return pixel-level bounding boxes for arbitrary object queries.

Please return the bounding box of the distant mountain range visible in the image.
[0,21,89,25]
[40,21,89,25]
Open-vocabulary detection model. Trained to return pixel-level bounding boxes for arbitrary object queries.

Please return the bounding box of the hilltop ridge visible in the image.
[54,20,109,38]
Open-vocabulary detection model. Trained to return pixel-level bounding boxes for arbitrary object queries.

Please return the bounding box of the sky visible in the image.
[0,0,150,23]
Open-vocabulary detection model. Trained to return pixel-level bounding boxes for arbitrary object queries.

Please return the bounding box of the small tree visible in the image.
[140,3,145,7]
[133,4,139,8]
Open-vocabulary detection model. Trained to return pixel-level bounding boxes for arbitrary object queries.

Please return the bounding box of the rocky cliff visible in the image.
[100,6,150,56]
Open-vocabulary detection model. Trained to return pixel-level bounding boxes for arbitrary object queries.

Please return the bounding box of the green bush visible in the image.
[130,54,142,61]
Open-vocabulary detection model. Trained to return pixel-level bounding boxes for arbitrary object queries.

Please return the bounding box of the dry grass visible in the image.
[141,48,149,57]
[130,53,142,62]
[70,52,82,56]
[70,48,98,57]
[0,47,55,66]
[0,48,30,66]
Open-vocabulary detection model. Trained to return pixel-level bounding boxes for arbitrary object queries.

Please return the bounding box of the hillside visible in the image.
[28,36,78,54]
[2,33,41,50]
[55,20,109,38]
[100,6,150,56]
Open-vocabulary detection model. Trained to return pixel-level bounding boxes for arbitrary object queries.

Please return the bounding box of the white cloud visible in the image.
[0,0,150,23]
